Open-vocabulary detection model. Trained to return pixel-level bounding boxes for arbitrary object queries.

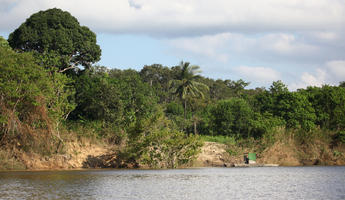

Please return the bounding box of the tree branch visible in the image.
[58,65,76,73]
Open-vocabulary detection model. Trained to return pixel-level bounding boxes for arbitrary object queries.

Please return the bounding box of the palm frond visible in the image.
[172,61,209,101]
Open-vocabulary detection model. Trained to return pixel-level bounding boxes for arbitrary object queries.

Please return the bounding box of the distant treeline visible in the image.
[70,63,345,138]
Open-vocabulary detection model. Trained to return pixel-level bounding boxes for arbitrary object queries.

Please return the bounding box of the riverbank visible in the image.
[1,137,345,171]
[0,139,114,171]
[195,139,345,167]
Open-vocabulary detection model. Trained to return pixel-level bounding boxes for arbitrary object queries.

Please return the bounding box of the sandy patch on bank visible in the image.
[21,141,112,170]
[195,142,243,167]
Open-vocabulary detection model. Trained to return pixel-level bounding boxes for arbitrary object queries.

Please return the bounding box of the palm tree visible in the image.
[170,61,209,130]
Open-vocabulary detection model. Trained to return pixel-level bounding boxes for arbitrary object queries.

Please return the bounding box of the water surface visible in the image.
[1,166,344,199]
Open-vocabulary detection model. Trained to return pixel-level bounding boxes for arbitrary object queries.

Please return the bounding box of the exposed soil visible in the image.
[195,142,243,167]
[196,140,345,167]
[19,141,113,170]
[3,138,345,170]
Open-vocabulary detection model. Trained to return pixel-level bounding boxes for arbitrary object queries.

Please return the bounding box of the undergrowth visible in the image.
[200,135,236,145]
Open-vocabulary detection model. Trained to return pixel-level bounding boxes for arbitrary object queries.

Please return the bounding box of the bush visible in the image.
[166,102,184,116]
[0,42,74,155]
[119,109,203,168]
[200,135,236,146]
[250,112,286,138]
[334,131,345,144]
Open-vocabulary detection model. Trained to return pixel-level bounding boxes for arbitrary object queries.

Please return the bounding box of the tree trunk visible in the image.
[183,100,187,133]
[184,100,187,121]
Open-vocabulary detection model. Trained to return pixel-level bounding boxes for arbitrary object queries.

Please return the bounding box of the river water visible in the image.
[0,166,344,200]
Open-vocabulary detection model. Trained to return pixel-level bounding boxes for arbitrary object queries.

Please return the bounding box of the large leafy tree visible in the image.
[71,67,157,131]
[303,85,345,130]
[71,67,122,123]
[8,8,101,72]
[255,81,316,131]
[140,64,174,103]
[340,81,345,88]
[209,79,250,100]
[170,61,209,130]
[210,98,254,137]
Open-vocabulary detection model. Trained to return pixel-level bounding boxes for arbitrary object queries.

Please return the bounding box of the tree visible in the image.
[140,64,174,103]
[210,98,254,137]
[170,61,209,124]
[0,36,10,49]
[109,69,158,128]
[120,108,203,168]
[226,79,250,97]
[71,67,157,132]
[256,81,316,131]
[303,85,345,130]
[340,81,345,88]
[8,8,101,72]
[209,79,233,100]
[71,67,123,124]
[0,44,74,153]
[0,46,51,126]
[270,80,289,94]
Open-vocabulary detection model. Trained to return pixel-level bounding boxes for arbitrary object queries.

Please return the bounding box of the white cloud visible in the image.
[301,69,327,86]
[166,32,322,65]
[326,60,345,81]
[289,60,345,90]
[128,0,142,9]
[168,33,233,62]
[312,32,339,41]
[2,0,344,65]
[234,66,281,85]
[1,0,344,36]
[289,69,327,90]
[1,0,344,89]
[260,34,318,55]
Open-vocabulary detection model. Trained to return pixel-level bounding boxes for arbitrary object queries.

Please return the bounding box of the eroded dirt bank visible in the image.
[6,141,114,170]
[195,141,345,167]
[2,139,345,170]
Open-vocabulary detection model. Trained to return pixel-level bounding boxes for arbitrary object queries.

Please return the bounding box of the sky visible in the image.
[1,0,345,90]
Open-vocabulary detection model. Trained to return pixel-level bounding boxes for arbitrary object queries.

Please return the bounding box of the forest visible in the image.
[1,8,345,169]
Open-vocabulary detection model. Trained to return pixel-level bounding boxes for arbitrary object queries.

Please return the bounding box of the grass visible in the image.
[200,135,236,146]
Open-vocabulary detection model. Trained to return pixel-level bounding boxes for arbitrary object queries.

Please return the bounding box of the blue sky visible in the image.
[1,0,345,90]
[97,34,181,70]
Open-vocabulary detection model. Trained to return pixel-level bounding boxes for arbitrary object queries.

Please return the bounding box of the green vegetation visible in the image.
[8,8,101,73]
[200,135,236,146]
[1,9,345,170]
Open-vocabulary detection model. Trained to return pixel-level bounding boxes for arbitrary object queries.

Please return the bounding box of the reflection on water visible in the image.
[1,167,345,200]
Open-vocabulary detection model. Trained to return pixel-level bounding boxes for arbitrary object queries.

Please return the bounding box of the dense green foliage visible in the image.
[254,81,316,131]
[302,86,345,130]
[169,61,209,122]
[8,8,101,72]
[0,39,74,154]
[1,8,344,169]
[119,109,203,168]
[210,98,253,137]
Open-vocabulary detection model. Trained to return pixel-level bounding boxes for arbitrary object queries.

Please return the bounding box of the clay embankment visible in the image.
[195,142,241,167]
[196,141,345,167]
[19,141,113,170]
[9,139,345,170]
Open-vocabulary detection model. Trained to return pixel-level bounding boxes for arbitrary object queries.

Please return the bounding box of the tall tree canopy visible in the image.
[8,8,101,72]
[170,61,209,120]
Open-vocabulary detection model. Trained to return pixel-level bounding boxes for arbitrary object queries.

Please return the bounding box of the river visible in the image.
[0,166,344,199]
